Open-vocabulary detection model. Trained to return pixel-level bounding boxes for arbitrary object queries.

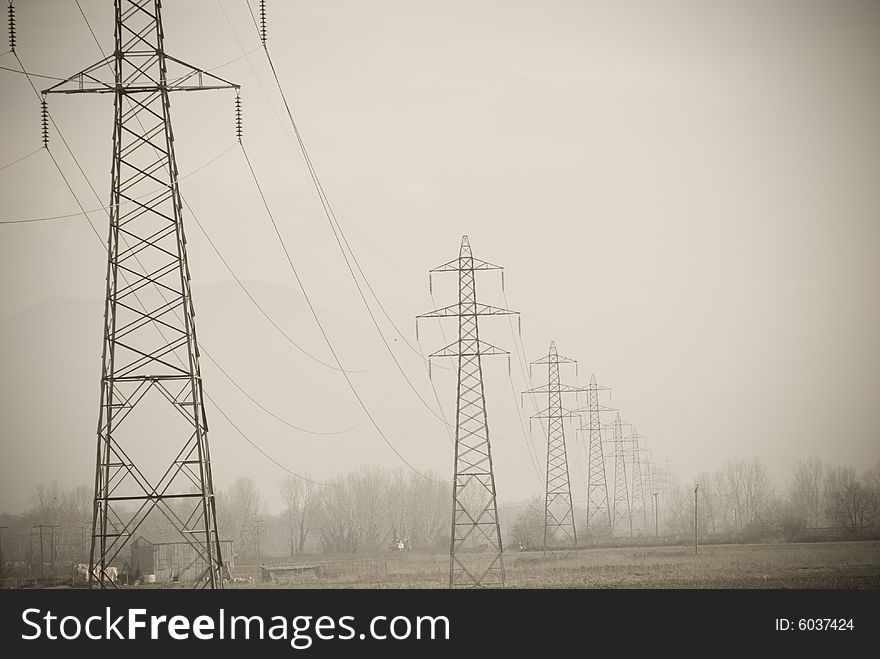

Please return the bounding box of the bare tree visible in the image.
[510,495,543,549]
[219,476,265,559]
[279,475,317,556]
[825,466,875,531]
[863,461,880,528]
[720,457,772,532]
[407,471,449,550]
[315,467,448,554]
[349,465,390,552]
[316,475,358,553]
[787,457,825,528]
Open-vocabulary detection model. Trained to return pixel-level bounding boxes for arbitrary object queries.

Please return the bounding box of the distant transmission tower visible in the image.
[417,235,518,588]
[43,0,238,588]
[575,374,613,541]
[608,412,632,537]
[625,427,650,535]
[652,460,673,532]
[523,342,588,549]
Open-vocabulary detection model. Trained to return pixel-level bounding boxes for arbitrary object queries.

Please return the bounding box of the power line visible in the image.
[0,145,41,171]
[10,49,329,487]
[218,2,458,436]
[48,3,388,383]
[199,340,409,437]
[503,290,546,484]
[15,2,440,483]
[0,63,65,80]
[224,1,456,422]
[240,7,461,434]
[203,388,327,487]
[180,195,389,374]
[239,142,443,483]
[0,142,238,224]
[64,1,376,458]
[67,0,384,382]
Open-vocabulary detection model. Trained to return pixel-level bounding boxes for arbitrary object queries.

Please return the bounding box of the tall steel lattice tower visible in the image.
[625,428,650,535]
[609,412,632,537]
[576,374,612,540]
[417,235,518,588]
[524,342,587,549]
[43,0,238,588]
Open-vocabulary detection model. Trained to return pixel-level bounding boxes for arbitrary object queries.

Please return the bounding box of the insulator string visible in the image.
[7,0,15,53]
[234,92,243,143]
[40,96,49,147]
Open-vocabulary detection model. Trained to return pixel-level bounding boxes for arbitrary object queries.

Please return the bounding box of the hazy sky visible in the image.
[1,0,878,513]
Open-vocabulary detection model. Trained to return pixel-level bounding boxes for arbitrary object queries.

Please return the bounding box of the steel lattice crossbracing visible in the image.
[43,0,238,588]
[524,343,587,549]
[626,429,650,535]
[577,375,612,541]
[610,412,632,537]
[418,236,518,588]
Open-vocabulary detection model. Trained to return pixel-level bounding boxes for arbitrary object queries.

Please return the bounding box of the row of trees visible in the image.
[0,482,93,572]
[4,457,878,572]
[666,457,880,541]
[217,466,450,559]
[0,467,451,573]
[787,458,880,531]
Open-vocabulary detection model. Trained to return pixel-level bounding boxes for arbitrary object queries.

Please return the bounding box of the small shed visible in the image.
[130,536,234,583]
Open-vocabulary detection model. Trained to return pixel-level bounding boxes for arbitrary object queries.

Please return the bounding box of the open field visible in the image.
[231,540,880,589]
[5,541,877,589]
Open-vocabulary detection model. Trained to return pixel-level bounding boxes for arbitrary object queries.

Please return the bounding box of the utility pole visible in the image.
[417,235,518,588]
[523,342,589,550]
[694,484,699,555]
[42,0,238,589]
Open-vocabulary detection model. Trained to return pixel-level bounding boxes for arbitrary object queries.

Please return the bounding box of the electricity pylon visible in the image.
[574,374,613,541]
[639,449,671,536]
[652,460,673,531]
[608,412,632,537]
[523,342,588,550]
[417,235,518,588]
[43,0,238,588]
[625,427,650,535]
